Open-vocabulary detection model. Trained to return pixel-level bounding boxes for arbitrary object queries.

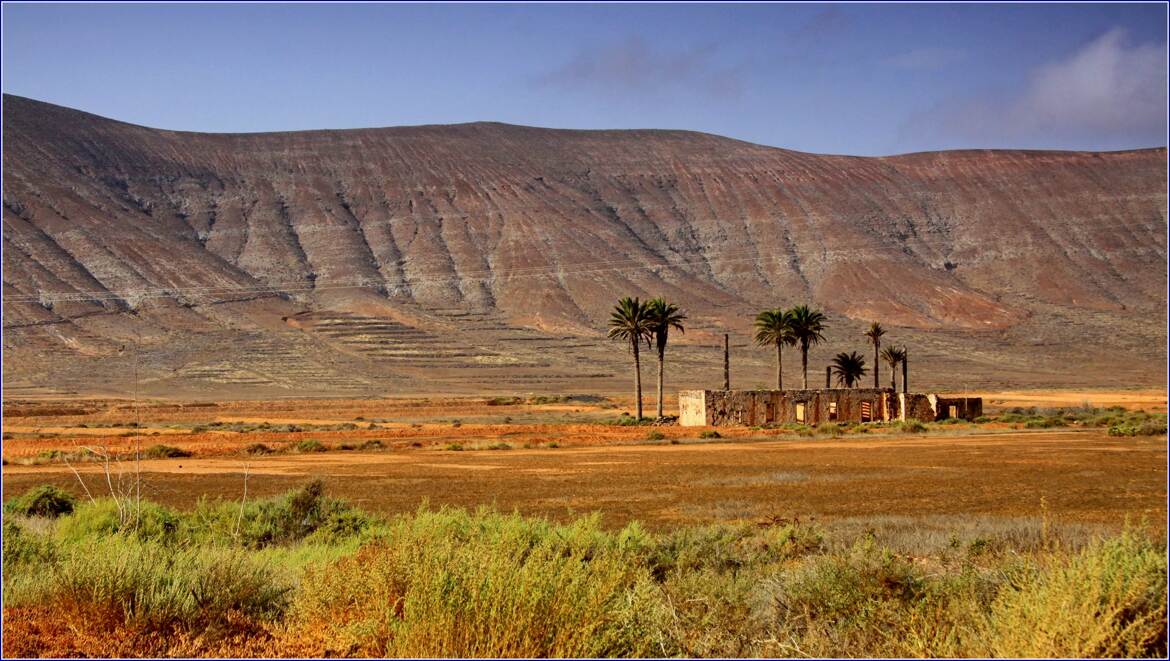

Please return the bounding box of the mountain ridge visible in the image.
[2,94,1166,397]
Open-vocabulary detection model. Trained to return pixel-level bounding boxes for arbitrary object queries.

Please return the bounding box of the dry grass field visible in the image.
[3,389,1166,658]
[3,389,1166,530]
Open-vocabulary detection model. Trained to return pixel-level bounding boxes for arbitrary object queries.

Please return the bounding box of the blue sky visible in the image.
[2,3,1166,155]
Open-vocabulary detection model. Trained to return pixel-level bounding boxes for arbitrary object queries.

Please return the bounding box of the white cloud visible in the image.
[1015,28,1165,137]
[902,28,1167,151]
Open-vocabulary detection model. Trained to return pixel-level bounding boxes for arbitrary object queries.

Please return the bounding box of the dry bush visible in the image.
[4,482,1166,659]
[285,508,662,657]
[983,532,1168,657]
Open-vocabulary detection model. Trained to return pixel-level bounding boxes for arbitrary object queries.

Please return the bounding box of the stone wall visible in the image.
[932,396,983,420]
[680,388,897,427]
[900,394,936,422]
[682,389,984,426]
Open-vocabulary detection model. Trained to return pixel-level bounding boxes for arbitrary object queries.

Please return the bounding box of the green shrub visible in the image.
[613,414,648,426]
[445,443,464,451]
[973,416,992,423]
[815,422,843,437]
[698,430,721,439]
[18,536,290,636]
[295,439,326,453]
[984,532,1167,657]
[185,480,367,549]
[144,444,191,459]
[55,498,181,545]
[898,421,927,434]
[4,485,76,518]
[1024,416,1064,429]
[289,508,660,657]
[1108,417,1167,437]
[646,431,666,441]
[2,520,58,569]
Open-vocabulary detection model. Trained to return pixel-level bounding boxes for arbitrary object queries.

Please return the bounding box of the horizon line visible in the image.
[4,92,1167,159]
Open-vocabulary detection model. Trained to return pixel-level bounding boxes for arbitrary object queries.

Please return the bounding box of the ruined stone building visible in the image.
[679,388,982,427]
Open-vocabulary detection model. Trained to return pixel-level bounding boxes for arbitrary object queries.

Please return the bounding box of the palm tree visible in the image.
[608,297,653,420]
[865,322,886,389]
[831,351,867,388]
[645,298,687,419]
[753,308,795,390]
[787,304,827,389]
[881,346,906,391]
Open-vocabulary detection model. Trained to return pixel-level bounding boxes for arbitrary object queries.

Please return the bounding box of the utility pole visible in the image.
[902,349,909,394]
[825,365,831,389]
[722,334,730,391]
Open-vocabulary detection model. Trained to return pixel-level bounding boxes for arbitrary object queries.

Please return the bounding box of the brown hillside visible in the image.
[2,94,1166,397]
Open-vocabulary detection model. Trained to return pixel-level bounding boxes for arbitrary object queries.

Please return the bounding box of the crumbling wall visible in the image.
[680,389,896,426]
[682,389,984,426]
[900,393,935,422]
[933,397,983,420]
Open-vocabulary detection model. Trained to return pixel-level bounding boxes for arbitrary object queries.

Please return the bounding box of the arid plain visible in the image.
[4,390,1165,531]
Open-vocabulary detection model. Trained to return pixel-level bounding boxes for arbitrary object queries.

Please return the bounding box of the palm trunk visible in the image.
[873,342,880,389]
[890,363,897,390]
[776,342,783,390]
[801,342,809,389]
[632,339,644,420]
[656,343,665,419]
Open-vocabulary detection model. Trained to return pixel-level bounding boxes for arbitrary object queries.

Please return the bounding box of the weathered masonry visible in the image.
[679,388,982,426]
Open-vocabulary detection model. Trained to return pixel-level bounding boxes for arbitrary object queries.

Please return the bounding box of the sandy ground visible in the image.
[5,428,1164,532]
[3,390,1164,531]
[973,389,1167,412]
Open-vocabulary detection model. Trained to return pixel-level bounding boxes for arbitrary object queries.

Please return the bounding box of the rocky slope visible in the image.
[3,94,1166,397]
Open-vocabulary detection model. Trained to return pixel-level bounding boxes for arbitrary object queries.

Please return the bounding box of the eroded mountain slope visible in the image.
[3,95,1165,397]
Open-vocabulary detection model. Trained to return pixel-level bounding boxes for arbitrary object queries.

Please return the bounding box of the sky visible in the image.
[2,3,1166,155]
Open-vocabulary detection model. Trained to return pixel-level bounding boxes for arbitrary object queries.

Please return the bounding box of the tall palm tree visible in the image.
[787,304,827,389]
[881,346,906,390]
[646,298,687,419]
[608,297,653,420]
[865,322,886,389]
[753,308,795,390]
[831,351,867,388]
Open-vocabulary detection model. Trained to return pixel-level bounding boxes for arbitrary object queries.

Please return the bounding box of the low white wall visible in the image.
[678,390,708,426]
